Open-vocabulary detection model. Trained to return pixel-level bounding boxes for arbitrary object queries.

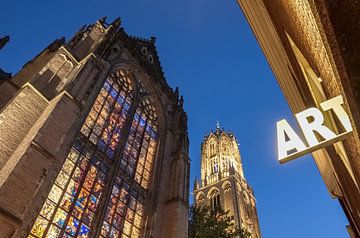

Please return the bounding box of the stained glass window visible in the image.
[28,69,159,238]
[80,70,133,160]
[29,142,110,238]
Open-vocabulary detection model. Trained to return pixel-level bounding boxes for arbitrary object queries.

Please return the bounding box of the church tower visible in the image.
[0,18,189,238]
[193,124,261,237]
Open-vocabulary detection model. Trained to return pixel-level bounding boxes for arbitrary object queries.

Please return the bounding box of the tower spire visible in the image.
[216,121,220,130]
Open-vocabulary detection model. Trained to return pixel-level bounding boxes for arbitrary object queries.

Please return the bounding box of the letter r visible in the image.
[295,107,337,146]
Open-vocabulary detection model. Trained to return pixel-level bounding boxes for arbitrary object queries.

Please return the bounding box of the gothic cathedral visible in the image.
[193,125,261,237]
[0,18,189,238]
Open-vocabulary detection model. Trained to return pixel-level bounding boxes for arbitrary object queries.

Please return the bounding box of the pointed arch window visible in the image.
[209,189,221,211]
[210,142,216,157]
[28,69,159,238]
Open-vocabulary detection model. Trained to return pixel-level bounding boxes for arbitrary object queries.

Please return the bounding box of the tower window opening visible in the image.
[210,143,216,157]
[209,190,221,211]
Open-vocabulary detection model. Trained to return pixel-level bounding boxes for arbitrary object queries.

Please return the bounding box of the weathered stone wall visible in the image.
[151,103,189,238]
[0,85,48,180]
[0,91,81,237]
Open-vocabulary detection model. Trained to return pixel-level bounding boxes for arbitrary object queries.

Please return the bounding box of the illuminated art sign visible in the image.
[277,95,353,164]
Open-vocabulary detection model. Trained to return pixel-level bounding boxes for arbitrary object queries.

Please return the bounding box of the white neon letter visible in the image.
[295,107,336,146]
[277,119,307,160]
[320,95,352,132]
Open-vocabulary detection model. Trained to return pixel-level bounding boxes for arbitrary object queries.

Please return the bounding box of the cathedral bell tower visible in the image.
[194,125,261,237]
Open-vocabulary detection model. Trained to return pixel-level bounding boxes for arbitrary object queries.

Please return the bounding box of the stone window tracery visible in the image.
[196,193,205,203]
[223,183,231,192]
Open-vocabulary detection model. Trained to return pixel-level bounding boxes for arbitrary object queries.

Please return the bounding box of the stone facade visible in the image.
[0,17,190,238]
[237,0,360,236]
[193,126,261,238]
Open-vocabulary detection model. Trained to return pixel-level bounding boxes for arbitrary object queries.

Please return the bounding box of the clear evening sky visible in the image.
[0,0,348,237]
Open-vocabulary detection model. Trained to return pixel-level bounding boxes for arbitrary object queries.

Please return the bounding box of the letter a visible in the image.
[277,119,307,161]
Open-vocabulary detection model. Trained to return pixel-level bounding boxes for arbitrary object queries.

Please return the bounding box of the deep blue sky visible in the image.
[0,0,348,237]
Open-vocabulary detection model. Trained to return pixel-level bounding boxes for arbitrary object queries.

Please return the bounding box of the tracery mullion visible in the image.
[97,96,156,238]
[121,109,149,237]
[55,78,117,238]
[92,90,141,238]
[142,120,158,190]
[133,115,159,235]
[126,109,148,179]
[97,104,142,234]
[134,118,150,188]
[37,143,86,237]
[94,76,119,155]
[88,90,134,236]
[56,146,91,238]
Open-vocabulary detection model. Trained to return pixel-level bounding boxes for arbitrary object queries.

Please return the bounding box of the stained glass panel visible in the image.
[91,181,101,195]
[39,199,56,220]
[66,179,79,197]
[132,226,140,238]
[78,223,90,238]
[100,222,110,237]
[73,167,84,183]
[62,160,75,175]
[72,201,85,219]
[48,185,63,204]
[55,170,69,189]
[30,216,48,237]
[65,216,79,236]
[82,209,94,226]
[53,208,67,228]
[60,193,73,212]
[110,227,120,237]
[47,225,61,238]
